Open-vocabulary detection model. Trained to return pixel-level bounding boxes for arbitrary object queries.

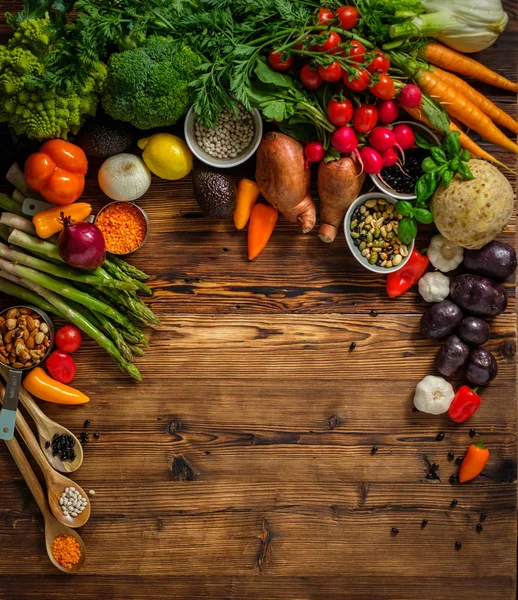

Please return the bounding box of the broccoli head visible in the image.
[102,36,201,130]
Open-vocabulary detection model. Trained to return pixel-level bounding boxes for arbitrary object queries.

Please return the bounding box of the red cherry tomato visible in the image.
[300,64,323,90]
[268,50,294,72]
[318,8,335,23]
[317,61,344,82]
[371,73,396,99]
[343,68,370,92]
[367,50,390,74]
[348,40,366,64]
[336,5,359,30]
[327,98,354,126]
[55,324,82,354]
[353,104,379,134]
[46,350,77,385]
[317,31,342,54]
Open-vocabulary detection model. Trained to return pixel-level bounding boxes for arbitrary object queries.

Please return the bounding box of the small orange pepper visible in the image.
[23,367,89,404]
[248,203,278,261]
[25,140,88,206]
[459,441,490,483]
[33,203,92,239]
[234,179,260,230]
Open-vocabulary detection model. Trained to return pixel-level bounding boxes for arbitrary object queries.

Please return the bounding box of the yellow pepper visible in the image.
[33,203,92,239]
[23,367,90,404]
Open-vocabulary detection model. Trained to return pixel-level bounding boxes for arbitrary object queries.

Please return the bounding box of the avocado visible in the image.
[192,169,236,218]
[76,114,136,158]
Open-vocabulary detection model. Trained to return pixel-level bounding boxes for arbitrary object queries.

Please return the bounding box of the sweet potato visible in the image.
[318,156,365,243]
[255,132,316,233]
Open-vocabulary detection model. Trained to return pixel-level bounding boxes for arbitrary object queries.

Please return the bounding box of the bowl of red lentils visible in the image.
[95,201,149,256]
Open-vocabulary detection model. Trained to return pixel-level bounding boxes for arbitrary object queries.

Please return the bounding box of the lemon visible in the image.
[138,133,193,180]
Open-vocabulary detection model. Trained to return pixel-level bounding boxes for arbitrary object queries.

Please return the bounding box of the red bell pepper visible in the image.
[386,249,429,298]
[448,386,481,423]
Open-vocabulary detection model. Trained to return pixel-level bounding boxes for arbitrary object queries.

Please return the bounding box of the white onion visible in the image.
[98,153,151,201]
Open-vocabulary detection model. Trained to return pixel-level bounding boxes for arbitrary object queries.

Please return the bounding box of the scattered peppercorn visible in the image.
[370,310,378,317]
[469,428,476,437]
[51,433,76,461]
[432,463,439,470]
[455,541,462,550]
[391,527,399,535]
[450,499,458,508]
[371,446,378,455]
[45,441,51,449]
[93,433,100,439]
[455,456,464,465]
[421,519,428,529]
[480,513,487,522]
[450,474,459,484]
[349,341,357,352]
[447,452,454,461]
[476,523,483,532]
[83,420,91,428]
[436,432,445,441]
[426,473,435,480]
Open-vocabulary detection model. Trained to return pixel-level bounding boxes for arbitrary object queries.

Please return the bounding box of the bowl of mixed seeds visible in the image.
[184,103,263,168]
[344,193,415,274]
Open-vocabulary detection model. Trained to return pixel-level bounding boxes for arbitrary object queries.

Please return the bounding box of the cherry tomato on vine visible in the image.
[343,68,370,92]
[347,40,366,64]
[327,98,354,126]
[300,64,323,90]
[317,31,342,53]
[55,324,82,354]
[336,5,359,30]
[367,50,390,74]
[353,104,379,134]
[318,8,335,23]
[371,73,396,99]
[317,61,344,82]
[268,50,294,72]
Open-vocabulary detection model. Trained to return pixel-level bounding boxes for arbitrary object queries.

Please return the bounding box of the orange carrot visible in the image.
[424,42,518,93]
[430,66,518,134]
[402,105,509,170]
[415,68,518,154]
[248,203,278,261]
[234,179,260,230]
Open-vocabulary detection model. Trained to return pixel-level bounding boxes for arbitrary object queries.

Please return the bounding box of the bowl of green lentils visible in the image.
[344,192,415,274]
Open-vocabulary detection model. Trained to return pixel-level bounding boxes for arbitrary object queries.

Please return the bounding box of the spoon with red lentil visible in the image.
[4,433,86,573]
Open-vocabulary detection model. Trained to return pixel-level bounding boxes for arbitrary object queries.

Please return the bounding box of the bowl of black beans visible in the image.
[370,121,441,201]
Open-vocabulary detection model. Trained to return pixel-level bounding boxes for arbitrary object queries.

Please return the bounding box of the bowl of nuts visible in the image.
[0,306,54,440]
[344,192,415,275]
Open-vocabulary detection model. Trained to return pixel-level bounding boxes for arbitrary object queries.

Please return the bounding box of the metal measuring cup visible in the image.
[0,305,54,440]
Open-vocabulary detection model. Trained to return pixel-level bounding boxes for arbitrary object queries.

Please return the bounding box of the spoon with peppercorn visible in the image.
[0,366,83,473]
[5,432,86,573]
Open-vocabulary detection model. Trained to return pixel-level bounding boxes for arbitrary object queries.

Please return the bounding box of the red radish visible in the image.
[304,141,325,167]
[381,147,399,167]
[393,124,415,149]
[399,84,422,108]
[359,147,383,174]
[369,126,397,152]
[331,126,359,154]
[378,100,399,124]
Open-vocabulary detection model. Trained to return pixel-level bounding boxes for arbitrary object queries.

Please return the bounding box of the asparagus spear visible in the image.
[0,193,24,217]
[103,259,152,295]
[0,224,10,243]
[0,276,60,317]
[108,255,150,281]
[0,213,36,235]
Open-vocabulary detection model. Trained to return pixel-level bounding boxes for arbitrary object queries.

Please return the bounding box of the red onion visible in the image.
[58,213,106,270]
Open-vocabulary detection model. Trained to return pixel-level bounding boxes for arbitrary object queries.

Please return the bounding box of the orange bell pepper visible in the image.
[25,140,88,206]
[248,203,278,261]
[23,367,89,404]
[234,179,260,230]
[33,202,92,239]
[459,441,490,483]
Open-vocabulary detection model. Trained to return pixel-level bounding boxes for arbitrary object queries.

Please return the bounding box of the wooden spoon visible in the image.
[0,363,83,472]
[0,381,91,528]
[5,433,86,574]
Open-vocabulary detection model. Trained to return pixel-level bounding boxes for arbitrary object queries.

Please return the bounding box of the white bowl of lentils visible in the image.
[184,104,263,168]
[344,192,415,275]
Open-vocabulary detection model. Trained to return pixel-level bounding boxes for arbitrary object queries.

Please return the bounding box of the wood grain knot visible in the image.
[255,518,272,571]
[171,455,199,481]
[326,415,345,430]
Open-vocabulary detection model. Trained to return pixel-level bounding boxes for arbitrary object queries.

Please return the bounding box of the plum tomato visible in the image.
[367,50,390,74]
[336,5,359,30]
[343,68,370,92]
[46,350,77,385]
[317,61,344,82]
[55,324,82,354]
[300,64,323,90]
[353,104,378,134]
[327,98,354,126]
[268,50,294,72]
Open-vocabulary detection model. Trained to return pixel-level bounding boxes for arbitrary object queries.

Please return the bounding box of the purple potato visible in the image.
[450,274,507,317]
[435,335,470,378]
[464,241,517,281]
[457,317,491,347]
[466,348,498,386]
[420,300,463,340]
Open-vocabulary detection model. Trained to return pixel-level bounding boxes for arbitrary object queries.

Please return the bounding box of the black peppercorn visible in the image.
[476,524,483,533]
[371,446,378,455]
[426,473,435,480]
[45,441,51,449]
[432,463,439,470]
[455,456,464,465]
[83,419,91,428]
[447,452,454,461]
[450,499,458,508]
[349,342,357,352]
[469,428,476,437]
[370,310,378,317]
[421,519,428,529]
[455,541,462,550]
[480,513,487,522]
[436,432,445,441]
[94,433,100,439]
[391,527,399,535]
[450,474,459,484]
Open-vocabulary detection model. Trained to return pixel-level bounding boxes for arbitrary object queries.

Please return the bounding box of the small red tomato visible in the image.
[371,73,396,100]
[343,68,370,92]
[327,98,354,126]
[268,50,294,72]
[318,8,334,23]
[347,40,366,63]
[300,64,323,90]
[367,50,390,74]
[353,104,379,134]
[46,350,77,384]
[317,31,342,54]
[336,5,359,30]
[55,324,82,354]
[317,61,344,82]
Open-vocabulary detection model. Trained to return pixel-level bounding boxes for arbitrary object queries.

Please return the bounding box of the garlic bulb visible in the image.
[427,235,464,273]
[98,153,151,202]
[418,272,450,303]
[414,375,455,415]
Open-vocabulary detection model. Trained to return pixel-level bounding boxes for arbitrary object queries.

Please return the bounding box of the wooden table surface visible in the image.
[0,2,517,598]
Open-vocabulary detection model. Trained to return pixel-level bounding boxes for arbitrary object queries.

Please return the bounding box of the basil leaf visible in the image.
[460,149,471,162]
[398,217,418,244]
[415,172,438,202]
[457,161,475,180]
[414,208,434,224]
[445,131,462,158]
[414,132,436,150]
[421,157,438,172]
[395,200,414,217]
[442,169,454,189]
[450,156,460,171]
[430,147,447,164]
